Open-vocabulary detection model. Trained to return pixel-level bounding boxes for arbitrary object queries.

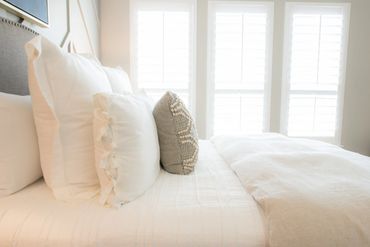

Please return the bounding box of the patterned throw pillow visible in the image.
[153,91,198,175]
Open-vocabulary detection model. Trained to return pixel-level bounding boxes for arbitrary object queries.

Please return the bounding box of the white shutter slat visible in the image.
[288,95,337,137]
[214,93,264,134]
[214,12,268,89]
[290,13,344,90]
[137,11,190,87]
[132,1,194,109]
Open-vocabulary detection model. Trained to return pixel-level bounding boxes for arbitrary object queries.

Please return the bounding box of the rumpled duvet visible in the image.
[212,133,370,247]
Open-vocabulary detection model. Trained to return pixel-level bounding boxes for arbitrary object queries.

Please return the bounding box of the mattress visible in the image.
[0,141,265,247]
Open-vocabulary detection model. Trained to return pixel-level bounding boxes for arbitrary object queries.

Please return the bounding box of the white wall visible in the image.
[0,0,100,56]
[100,0,130,69]
[100,0,370,156]
[340,0,370,156]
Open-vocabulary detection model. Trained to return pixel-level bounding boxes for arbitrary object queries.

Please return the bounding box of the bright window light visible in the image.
[208,2,273,136]
[281,3,350,142]
[131,0,195,109]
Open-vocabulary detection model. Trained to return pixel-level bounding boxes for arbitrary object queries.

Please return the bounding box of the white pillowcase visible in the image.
[79,55,132,95]
[93,92,160,207]
[0,93,42,197]
[25,36,113,200]
[102,66,132,94]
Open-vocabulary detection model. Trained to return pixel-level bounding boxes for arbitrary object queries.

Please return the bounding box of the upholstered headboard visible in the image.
[0,17,38,95]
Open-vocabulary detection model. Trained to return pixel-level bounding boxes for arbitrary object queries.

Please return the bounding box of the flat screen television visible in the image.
[0,0,49,27]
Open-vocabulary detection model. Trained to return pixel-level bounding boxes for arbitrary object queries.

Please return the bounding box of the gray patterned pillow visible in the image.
[153,91,198,175]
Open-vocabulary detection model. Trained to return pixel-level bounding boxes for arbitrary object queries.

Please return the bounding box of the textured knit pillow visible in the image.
[153,91,198,175]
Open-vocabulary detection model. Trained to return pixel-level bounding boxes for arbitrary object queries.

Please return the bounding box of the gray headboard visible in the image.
[0,17,38,95]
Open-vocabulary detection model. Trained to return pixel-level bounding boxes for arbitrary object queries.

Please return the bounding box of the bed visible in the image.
[1,17,370,247]
[0,17,265,246]
[0,141,266,246]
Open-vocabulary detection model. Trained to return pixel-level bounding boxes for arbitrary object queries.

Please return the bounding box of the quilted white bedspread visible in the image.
[212,134,370,247]
[0,141,265,247]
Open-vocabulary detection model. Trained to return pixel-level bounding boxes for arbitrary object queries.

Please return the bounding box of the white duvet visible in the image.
[212,134,370,247]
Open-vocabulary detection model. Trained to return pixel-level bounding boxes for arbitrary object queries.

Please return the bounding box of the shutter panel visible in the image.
[209,2,273,135]
[282,3,350,142]
[131,0,195,108]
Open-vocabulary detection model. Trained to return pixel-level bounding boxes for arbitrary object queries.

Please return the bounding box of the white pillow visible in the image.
[78,55,132,95]
[0,93,42,197]
[93,92,160,207]
[25,36,113,200]
[103,66,133,94]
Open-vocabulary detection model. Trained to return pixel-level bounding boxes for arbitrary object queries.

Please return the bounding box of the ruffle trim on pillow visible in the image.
[96,106,122,208]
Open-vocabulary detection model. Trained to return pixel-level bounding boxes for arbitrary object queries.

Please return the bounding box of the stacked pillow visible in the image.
[0,93,42,197]
[26,36,112,200]
[25,36,161,205]
[24,36,198,206]
[102,66,133,95]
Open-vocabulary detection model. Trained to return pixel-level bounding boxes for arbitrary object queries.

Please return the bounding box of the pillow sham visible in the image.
[0,93,42,197]
[25,36,112,200]
[77,54,132,95]
[103,66,133,94]
[93,93,160,207]
[153,91,198,175]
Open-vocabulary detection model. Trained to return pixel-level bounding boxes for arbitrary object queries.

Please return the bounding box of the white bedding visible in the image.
[213,134,370,247]
[0,141,265,247]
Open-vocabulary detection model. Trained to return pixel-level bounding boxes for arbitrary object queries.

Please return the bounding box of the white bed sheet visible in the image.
[0,141,265,247]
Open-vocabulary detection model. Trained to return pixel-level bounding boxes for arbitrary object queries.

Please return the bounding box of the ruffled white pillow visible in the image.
[93,93,160,207]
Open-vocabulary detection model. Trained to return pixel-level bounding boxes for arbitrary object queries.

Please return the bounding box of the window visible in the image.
[281,3,350,143]
[208,2,274,135]
[130,0,195,109]
[128,1,351,143]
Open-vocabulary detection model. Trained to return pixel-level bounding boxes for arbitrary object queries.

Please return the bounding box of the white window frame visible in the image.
[129,0,197,115]
[207,1,274,137]
[280,2,351,144]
